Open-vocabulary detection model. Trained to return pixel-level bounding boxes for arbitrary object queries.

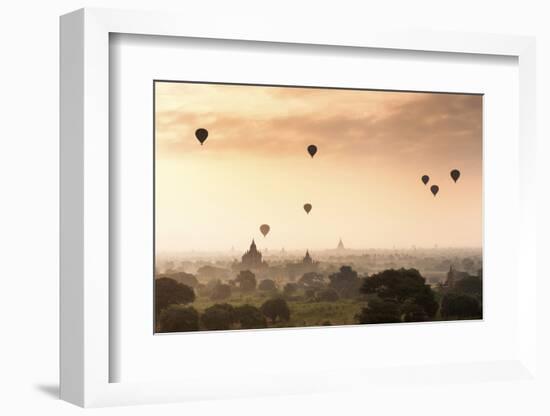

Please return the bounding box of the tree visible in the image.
[210,282,232,301]
[197,279,223,298]
[162,271,199,288]
[283,282,298,297]
[298,272,325,290]
[360,268,438,319]
[356,298,401,324]
[261,298,290,323]
[454,275,482,301]
[258,279,277,292]
[401,299,429,322]
[155,277,195,316]
[316,288,339,302]
[201,303,235,330]
[328,266,361,298]
[304,289,316,299]
[195,282,209,297]
[234,270,257,293]
[158,305,199,332]
[234,304,267,329]
[440,293,481,320]
[197,265,230,281]
[413,285,439,319]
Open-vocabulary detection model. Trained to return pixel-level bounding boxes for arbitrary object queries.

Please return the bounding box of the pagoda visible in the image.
[241,239,264,269]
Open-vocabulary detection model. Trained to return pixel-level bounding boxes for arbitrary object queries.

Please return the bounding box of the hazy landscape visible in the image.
[154,82,483,332]
[155,244,482,332]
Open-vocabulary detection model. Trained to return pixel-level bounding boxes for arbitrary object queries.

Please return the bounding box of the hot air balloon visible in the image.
[307,145,317,158]
[421,175,430,185]
[430,185,439,197]
[195,128,208,145]
[303,203,312,214]
[259,224,270,237]
[450,169,461,183]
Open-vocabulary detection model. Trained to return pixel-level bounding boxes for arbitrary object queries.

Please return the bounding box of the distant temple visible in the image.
[445,265,469,288]
[303,250,313,265]
[286,250,318,280]
[337,238,345,250]
[240,239,267,270]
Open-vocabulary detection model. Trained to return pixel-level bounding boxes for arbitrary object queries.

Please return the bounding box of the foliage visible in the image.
[234,304,267,329]
[195,283,207,297]
[304,289,316,299]
[158,305,199,332]
[356,298,401,324]
[401,299,429,322]
[283,282,298,297]
[201,303,235,330]
[298,272,325,290]
[155,265,479,332]
[235,270,257,292]
[287,299,361,327]
[161,272,199,288]
[413,285,439,319]
[316,288,340,302]
[328,266,361,298]
[210,282,232,301]
[440,293,481,320]
[191,291,362,329]
[258,279,277,292]
[360,268,438,318]
[195,279,220,297]
[454,275,482,301]
[155,277,195,316]
[197,265,230,281]
[261,298,291,323]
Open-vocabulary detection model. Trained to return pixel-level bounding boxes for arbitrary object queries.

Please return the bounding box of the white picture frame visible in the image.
[60,7,538,408]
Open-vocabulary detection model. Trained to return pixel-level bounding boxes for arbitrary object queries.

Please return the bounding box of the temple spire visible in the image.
[241,238,263,268]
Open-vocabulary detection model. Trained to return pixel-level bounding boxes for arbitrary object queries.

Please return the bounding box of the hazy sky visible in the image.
[155,82,482,253]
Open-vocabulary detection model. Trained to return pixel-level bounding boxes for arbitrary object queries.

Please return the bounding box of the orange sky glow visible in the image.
[155,82,482,253]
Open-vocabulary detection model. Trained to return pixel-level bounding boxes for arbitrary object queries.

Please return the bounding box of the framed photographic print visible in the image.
[60,7,540,409]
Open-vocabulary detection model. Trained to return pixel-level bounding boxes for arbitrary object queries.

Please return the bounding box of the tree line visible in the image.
[155,265,482,332]
[155,276,290,332]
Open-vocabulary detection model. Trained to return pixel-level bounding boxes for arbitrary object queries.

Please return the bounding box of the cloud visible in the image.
[155,85,482,165]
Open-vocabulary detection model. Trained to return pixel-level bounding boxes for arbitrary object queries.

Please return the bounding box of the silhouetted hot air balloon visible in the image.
[303,203,312,214]
[259,224,270,237]
[421,175,430,185]
[430,185,439,197]
[307,145,317,158]
[195,128,208,145]
[450,169,461,183]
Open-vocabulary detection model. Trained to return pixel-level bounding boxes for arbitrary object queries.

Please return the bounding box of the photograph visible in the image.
[154,81,483,333]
